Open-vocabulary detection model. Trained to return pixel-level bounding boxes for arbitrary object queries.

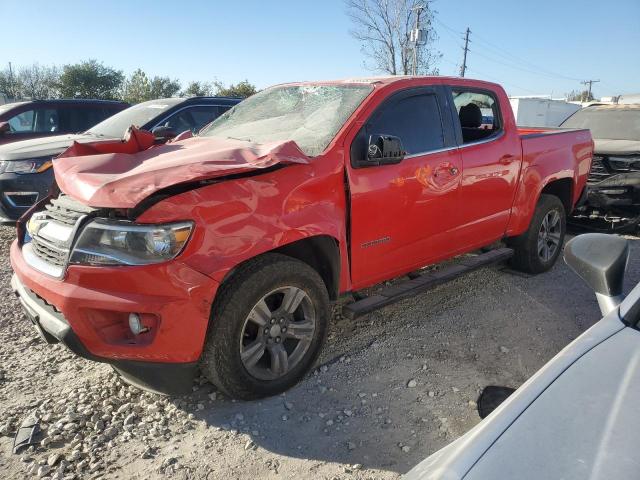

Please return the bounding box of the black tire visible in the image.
[508,194,566,274]
[200,253,330,400]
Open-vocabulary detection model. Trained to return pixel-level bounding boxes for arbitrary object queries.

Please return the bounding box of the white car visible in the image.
[405,233,640,480]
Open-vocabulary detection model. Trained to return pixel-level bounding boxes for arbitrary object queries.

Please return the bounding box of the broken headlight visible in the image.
[0,157,52,175]
[69,220,193,266]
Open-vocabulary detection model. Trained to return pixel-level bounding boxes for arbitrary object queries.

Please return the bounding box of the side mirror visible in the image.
[151,125,177,143]
[366,134,405,166]
[0,121,10,135]
[564,233,629,315]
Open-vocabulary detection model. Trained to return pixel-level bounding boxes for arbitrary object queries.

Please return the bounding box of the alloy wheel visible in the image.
[239,286,316,381]
[537,209,562,262]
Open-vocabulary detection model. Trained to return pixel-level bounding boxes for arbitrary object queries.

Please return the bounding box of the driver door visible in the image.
[347,86,462,289]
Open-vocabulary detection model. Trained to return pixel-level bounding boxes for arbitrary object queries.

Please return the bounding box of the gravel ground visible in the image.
[1,224,639,480]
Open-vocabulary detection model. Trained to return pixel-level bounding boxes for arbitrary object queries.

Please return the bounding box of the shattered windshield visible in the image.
[561,107,640,141]
[200,84,373,156]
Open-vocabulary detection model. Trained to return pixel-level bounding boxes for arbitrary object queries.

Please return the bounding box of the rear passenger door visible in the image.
[347,86,463,288]
[447,87,522,249]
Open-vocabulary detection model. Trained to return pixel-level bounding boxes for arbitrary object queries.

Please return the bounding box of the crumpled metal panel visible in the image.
[53,128,310,208]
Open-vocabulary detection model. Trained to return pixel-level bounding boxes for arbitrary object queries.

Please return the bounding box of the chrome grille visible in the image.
[588,155,640,185]
[587,156,609,185]
[25,195,98,275]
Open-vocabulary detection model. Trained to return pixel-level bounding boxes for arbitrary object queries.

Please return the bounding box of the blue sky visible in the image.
[2,0,638,98]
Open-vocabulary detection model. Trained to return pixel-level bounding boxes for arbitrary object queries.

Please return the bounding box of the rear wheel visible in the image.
[200,253,329,400]
[509,194,566,274]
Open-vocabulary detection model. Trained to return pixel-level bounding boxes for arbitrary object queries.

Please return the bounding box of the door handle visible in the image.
[499,154,516,164]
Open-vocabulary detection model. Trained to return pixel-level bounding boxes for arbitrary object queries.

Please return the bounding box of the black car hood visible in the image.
[594,139,640,156]
[0,133,116,161]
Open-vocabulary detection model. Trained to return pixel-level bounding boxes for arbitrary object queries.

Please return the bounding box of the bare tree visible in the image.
[346,0,441,76]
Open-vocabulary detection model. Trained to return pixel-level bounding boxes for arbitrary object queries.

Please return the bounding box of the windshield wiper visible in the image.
[227,136,252,142]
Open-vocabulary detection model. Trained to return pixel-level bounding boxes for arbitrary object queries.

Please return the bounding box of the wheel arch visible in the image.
[219,235,341,301]
[540,177,574,215]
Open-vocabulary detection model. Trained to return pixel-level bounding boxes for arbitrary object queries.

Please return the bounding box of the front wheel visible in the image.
[200,253,330,400]
[508,194,566,274]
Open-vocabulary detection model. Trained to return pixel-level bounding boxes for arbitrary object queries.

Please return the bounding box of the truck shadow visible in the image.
[180,235,640,475]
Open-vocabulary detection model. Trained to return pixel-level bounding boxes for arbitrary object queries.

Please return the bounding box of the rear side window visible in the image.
[367,93,445,155]
[59,106,115,133]
[452,89,502,144]
[7,108,60,133]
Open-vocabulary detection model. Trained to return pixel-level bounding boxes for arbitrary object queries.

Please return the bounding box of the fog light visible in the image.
[128,313,149,335]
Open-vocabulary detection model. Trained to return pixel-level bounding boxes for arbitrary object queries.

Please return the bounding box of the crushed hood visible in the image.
[53,131,310,208]
[594,139,640,156]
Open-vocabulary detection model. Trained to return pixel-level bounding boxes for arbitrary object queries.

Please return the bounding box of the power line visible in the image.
[581,79,600,101]
[435,17,583,83]
[469,31,583,82]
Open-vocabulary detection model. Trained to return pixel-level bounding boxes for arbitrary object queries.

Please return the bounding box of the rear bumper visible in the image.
[0,170,53,222]
[10,239,220,394]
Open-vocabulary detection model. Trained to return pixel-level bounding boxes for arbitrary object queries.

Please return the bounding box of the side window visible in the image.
[160,109,196,134]
[7,109,59,133]
[188,106,223,131]
[452,89,502,144]
[62,107,109,133]
[367,94,445,155]
[7,110,35,132]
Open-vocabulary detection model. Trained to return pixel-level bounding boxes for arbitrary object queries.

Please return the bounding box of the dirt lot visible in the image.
[1,225,639,480]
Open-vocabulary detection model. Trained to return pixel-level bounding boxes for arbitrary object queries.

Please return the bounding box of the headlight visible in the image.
[0,157,53,175]
[69,220,194,266]
[608,156,640,171]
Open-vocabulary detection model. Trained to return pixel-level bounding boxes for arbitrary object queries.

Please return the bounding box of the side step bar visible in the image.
[342,248,514,320]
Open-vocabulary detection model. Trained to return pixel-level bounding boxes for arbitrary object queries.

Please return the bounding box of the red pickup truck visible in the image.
[10,77,593,399]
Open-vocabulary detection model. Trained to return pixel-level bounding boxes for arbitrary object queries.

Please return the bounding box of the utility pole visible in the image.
[8,62,14,99]
[581,79,600,102]
[411,4,425,76]
[460,28,471,77]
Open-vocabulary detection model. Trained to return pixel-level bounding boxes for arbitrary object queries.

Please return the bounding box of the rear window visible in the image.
[452,89,502,144]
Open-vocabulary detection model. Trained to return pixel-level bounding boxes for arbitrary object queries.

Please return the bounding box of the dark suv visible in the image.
[0,99,128,145]
[0,96,241,223]
[562,104,640,231]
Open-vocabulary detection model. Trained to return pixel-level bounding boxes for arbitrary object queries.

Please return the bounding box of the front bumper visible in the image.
[10,240,220,394]
[0,170,54,223]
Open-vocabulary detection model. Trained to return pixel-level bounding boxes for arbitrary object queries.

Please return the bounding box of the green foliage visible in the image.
[58,60,124,99]
[182,81,213,97]
[213,80,257,98]
[149,76,181,99]
[0,60,253,103]
[0,64,60,100]
[122,70,182,103]
[566,89,594,102]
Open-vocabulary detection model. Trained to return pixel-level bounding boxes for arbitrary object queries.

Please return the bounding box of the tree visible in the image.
[121,69,151,104]
[213,80,257,98]
[149,76,181,99]
[182,81,213,97]
[58,60,124,99]
[566,89,594,102]
[0,63,60,100]
[346,0,441,75]
[0,68,22,100]
[122,70,181,103]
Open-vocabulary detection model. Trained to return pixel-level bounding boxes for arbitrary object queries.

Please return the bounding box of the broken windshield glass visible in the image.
[200,84,373,156]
